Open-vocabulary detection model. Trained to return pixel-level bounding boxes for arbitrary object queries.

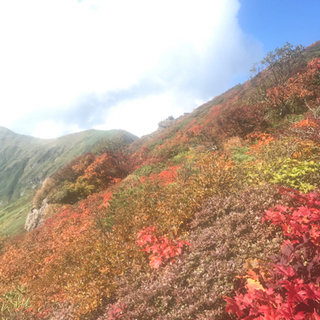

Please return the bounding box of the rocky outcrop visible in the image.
[157,113,190,131]
[25,198,49,232]
[158,116,176,130]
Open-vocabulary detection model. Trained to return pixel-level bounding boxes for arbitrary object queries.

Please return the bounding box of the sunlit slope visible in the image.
[0,41,319,319]
[128,41,320,156]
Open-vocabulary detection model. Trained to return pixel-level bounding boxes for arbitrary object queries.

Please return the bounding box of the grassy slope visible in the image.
[0,192,33,236]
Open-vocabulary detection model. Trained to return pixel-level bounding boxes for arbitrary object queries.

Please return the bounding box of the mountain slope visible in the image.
[127,41,320,157]
[0,41,319,319]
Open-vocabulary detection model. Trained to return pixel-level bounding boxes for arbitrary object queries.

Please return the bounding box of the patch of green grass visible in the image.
[147,138,167,150]
[285,114,305,124]
[172,150,191,165]
[0,192,33,236]
[231,146,256,164]
[133,163,167,177]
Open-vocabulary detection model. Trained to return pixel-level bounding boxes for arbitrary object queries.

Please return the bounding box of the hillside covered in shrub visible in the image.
[0,41,320,319]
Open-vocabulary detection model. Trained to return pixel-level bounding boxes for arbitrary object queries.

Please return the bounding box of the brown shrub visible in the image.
[33,178,58,209]
[223,136,244,151]
[42,204,59,220]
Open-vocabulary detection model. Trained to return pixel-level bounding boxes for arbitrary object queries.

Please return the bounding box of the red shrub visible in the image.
[225,188,320,319]
[215,104,268,139]
[137,226,190,268]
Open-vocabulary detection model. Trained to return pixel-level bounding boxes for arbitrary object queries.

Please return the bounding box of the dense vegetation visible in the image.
[0,41,320,319]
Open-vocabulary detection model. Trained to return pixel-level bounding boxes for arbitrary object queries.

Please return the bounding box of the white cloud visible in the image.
[32,121,64,139]
[0,0,263,138]
[95,91,192,137]
[32,120,80,139]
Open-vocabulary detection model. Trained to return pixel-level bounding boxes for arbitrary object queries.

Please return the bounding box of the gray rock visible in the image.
[158,116,177,131]
[25,198,49,232]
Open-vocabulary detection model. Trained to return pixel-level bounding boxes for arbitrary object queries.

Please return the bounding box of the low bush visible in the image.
[223,136,244,151]
[231,146,256,164]
[215,104,268,139]
[267,158,320,192]
[237,136,320,192]
[33,178,58,209]
[99,185,294,319]
[225,188,320,319]
[50,178,97,204]
[172,150,191,165]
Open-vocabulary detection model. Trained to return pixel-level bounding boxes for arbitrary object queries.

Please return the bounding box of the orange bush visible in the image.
[246,132,274,154]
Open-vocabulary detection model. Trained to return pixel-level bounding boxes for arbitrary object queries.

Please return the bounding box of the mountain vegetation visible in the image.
[0,129,137,235]
[0,40,320,319]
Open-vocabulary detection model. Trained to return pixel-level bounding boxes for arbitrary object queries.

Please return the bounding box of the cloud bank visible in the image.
[0,0,263,138]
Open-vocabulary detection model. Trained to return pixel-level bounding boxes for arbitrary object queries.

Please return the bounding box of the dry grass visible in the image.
[33,178,57,209]
[223,136,244,151]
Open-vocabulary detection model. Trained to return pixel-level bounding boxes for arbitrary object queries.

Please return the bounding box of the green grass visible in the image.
[0,192,33,235]
[231,146,256,164]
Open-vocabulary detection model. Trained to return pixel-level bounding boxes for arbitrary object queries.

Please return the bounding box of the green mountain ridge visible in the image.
[0,127,137,234]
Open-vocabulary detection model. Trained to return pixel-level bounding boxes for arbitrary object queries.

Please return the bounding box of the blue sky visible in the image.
[0,0,318,139]
[239,0,320,52]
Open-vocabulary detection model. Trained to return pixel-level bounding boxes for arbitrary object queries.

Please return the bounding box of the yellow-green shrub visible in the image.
[266,158,320,192]
[236,136,320,192]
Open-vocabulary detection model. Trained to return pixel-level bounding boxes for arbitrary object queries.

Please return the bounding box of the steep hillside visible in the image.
[127,41,320,160]
[0,128,137,234]
[0,41,319,319]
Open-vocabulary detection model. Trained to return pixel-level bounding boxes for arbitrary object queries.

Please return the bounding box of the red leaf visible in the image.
[150,256,162,269]
[224,296,244,317]
[302,283,320,300]
[265,287,275,296]
[275,264,295,277]
[142,245,151,253]
[294,311,306,320]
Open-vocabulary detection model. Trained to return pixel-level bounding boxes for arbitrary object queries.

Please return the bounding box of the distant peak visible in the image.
[0,126,16,135]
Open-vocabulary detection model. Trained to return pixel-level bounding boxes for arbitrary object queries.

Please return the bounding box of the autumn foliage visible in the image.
[215,103,268,139]
[38,150,134,205]
[137,226,190,268]
[225,188,320,319]
[267,57,320,116]
[0,41,319,319]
